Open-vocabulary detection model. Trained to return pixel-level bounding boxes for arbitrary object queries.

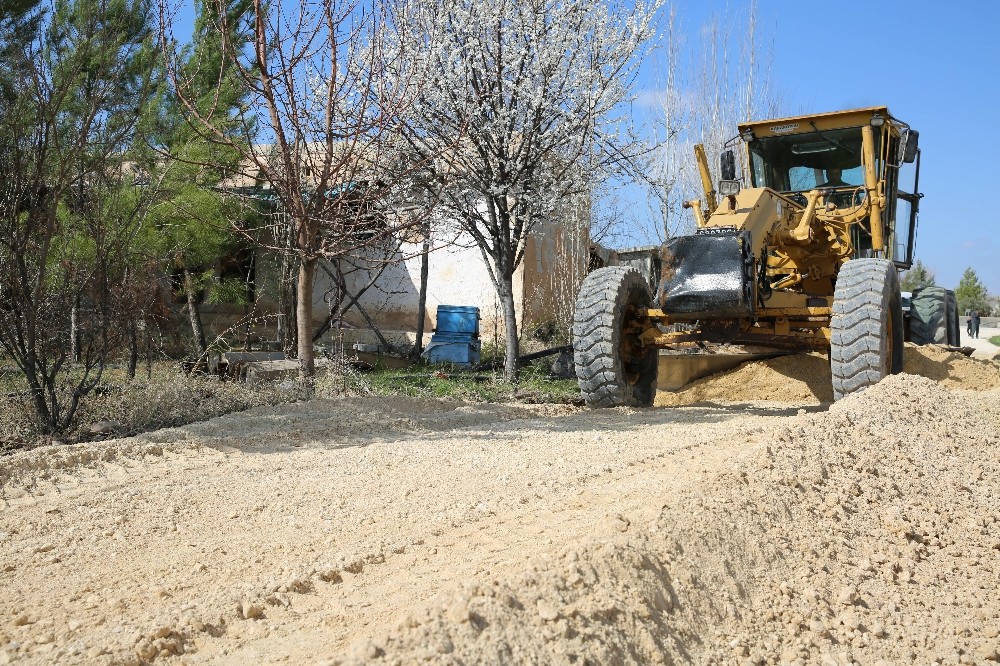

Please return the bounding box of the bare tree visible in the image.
[385,0,661,381]
[640,0,781,241]
[160,0,426,379]
[0,0,158,433]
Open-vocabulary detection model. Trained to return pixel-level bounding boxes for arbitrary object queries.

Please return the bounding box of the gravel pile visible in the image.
[351,375,1000,665]
[1,367,999,665]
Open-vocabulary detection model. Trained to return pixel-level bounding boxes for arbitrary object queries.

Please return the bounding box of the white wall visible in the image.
[252,219,582,350]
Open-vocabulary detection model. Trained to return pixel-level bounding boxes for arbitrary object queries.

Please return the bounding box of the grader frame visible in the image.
[573,107,925,406]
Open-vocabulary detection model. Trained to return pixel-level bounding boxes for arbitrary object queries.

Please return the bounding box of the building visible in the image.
[245,216,590,352]
[196,142,596,353]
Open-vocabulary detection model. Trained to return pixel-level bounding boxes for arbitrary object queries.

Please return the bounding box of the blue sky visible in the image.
[662,0,1000,292]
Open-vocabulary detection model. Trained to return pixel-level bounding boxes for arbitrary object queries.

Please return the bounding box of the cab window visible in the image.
[749,127,869,192]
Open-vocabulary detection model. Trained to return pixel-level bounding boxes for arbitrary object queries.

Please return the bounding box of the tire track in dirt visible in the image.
[1,398,794,664]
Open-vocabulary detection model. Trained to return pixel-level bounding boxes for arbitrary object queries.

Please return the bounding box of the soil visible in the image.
[656,343,1000,407]
[2,348,1000,665]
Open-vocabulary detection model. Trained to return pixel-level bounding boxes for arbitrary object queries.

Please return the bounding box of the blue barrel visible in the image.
[424,305,481,366]
[435,305,480,337]
[425,340,481,365]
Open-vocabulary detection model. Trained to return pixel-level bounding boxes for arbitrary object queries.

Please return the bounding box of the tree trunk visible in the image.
[145,322,153,379]
[24,367,54,434]
[412,234,431,359]
[498,277,520,382]
[183,267,208,358]
[296,256,316,380]
[70,301,80,363]
[278,253,298,357]
[126,320,138,379]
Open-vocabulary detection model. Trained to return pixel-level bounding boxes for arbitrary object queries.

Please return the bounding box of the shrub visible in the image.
[0,364,310,454]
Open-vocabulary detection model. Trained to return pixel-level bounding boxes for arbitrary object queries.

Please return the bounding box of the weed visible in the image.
[329,358,580,404]
[0,363,309,454]
[1,353,581,455]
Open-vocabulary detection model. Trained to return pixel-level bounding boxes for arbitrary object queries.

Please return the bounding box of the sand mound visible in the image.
[3,369,1000,664]
[655,344,1000,407]
[903,343,1000,389]
[352,375,1000,665]
[657,352,834,406]
[342,536,685,665]
[0,397,577,494]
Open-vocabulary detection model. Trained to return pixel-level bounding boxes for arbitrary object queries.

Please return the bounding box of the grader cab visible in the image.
[573,106,946,406]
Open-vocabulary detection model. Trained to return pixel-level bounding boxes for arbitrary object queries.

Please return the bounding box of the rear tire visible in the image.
[572,266,657,407]
[945,290,960,346]
[830,259,904,400]
[909,286,949,345]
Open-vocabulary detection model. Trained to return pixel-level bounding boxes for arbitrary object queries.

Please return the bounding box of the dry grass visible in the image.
[0,362,310,454]
[0,353,580,455]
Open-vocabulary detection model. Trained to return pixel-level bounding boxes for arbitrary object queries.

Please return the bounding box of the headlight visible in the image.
[718,180,741,197]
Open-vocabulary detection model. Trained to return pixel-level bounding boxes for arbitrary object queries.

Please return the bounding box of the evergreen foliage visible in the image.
[146,0,256,356]
[955,267,991,315]
[900,260,936,292]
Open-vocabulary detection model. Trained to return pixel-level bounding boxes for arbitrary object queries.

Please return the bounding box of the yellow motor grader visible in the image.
[573,106,943,406]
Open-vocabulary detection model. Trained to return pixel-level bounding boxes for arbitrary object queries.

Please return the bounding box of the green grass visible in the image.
[321,357,581,405]
[990,336,1000,347]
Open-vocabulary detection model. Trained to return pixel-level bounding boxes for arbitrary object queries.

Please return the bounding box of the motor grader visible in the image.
[573,106,948,406]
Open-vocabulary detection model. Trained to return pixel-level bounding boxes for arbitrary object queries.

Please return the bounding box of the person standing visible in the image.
[971,310,981,339]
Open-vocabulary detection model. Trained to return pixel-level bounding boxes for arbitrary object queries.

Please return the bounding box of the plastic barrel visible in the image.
[435,305,480,336]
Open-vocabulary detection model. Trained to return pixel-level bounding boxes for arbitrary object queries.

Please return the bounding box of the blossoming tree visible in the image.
[385,0,661,380]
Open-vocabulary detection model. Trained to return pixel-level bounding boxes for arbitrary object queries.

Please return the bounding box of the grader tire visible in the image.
[572,266,657,407]
[909,286,949,345]
[831,259,904,400]
[946,290,960,346]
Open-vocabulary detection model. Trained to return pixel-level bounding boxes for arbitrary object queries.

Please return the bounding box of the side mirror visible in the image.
[720,150,736,181]
[902,130,919,163]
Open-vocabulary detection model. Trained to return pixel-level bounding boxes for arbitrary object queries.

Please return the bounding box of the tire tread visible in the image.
[830,259,903,400]
[572,267,656,407]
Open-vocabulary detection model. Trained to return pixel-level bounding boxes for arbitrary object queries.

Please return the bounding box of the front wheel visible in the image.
[830,259,904,400]
[572,266,657,407]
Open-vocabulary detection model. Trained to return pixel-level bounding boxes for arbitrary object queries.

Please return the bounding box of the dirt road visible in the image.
[2,348,1000,665]
[964,325,999,360]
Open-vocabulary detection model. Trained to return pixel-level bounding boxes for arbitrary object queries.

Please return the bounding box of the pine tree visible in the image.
[899,260,935,292]
[0,0,43,102]
[147,0,254,358]
[955,267,991,316]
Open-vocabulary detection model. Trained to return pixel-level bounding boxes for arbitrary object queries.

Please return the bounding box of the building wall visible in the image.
[340,229,507,347]
[245,219,586,351]
[520,221,589,341]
